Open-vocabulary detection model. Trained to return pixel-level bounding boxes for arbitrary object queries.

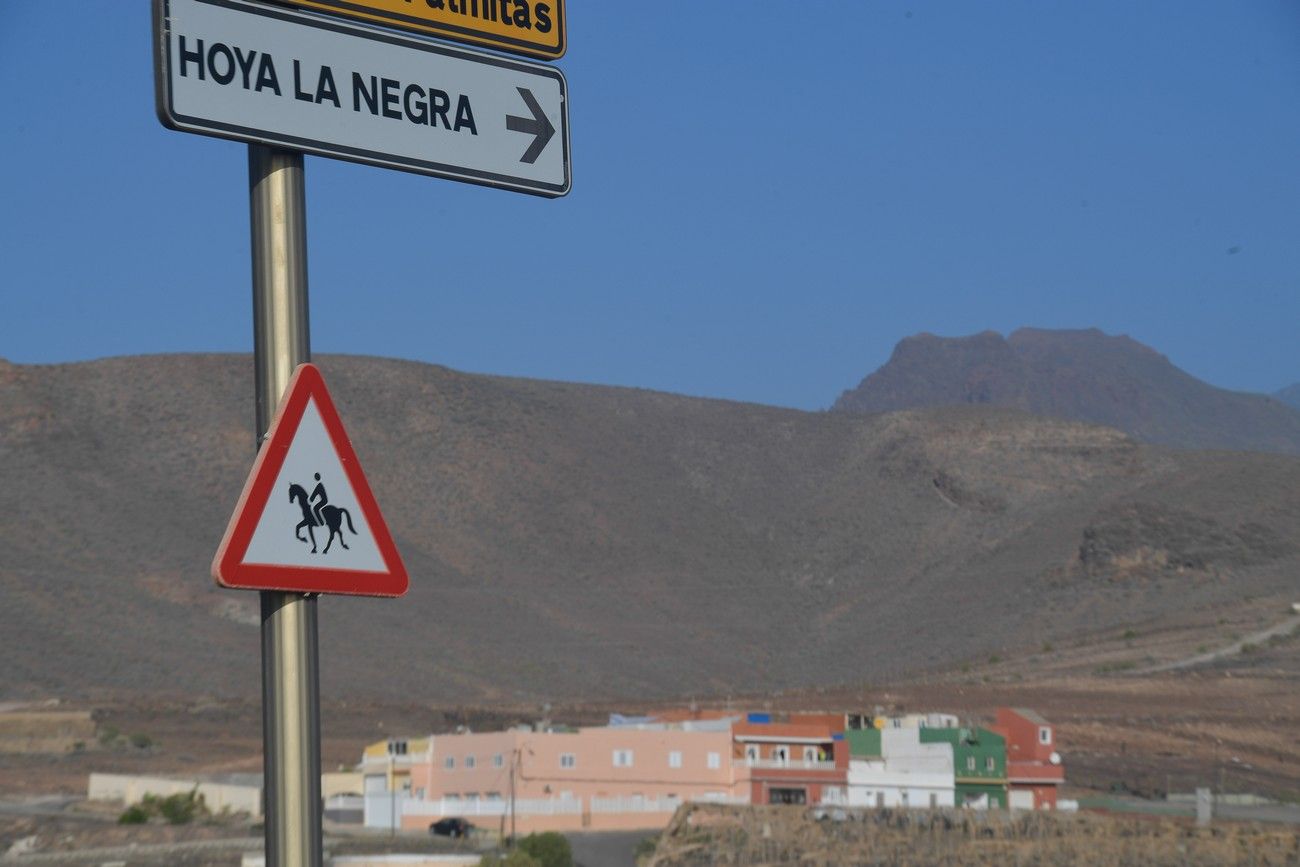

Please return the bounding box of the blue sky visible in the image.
[3,1,1299,409]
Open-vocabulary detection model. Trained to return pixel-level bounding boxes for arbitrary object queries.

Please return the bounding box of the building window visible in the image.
[388,740,408,756]
[613,749,634,768]
[494,754,505,768]
[707,752,721,770]
[465,755,476,769]
[668,751,682,769]
[559,753,577,769]
[802,746,817,762]
[1039,727,1052,745]
[966,756,976,772]
[985,756,995,772]
[745,745,759,761]
[444,756,455,770]
[768,787,806,805]
[772,746,789,765]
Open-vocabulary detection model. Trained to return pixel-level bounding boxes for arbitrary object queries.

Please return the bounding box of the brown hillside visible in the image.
[1,354,1298,703]
[832,328,1300,454]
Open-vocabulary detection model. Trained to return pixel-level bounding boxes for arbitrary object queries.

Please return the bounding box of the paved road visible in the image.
[566,830,653,867]
[0,796,81,819]
[1082,795,1300,826]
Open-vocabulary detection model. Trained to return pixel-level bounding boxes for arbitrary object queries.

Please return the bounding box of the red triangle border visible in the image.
[212,363,409,597]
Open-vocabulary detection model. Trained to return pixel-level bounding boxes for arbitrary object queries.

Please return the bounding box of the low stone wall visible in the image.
[643,803,1300,867]
[88,773,263,817]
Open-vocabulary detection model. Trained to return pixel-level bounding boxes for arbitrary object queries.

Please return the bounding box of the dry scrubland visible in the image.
[5,354,1300,702]
[644,804,1300,867]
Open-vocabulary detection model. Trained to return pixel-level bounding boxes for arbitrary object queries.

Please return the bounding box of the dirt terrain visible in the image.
[0,698,612,798]
[2,608,1297,806]
[765,593,1300,801]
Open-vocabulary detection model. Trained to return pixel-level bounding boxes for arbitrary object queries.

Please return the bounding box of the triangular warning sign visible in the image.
[213,363,408,597]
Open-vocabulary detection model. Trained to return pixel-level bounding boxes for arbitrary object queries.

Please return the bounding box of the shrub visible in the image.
[634,836,658,859]
[162,790,205,824]
[118,805,149,824]
[129,733,154,750]
[517,832,573,867]
[120,788,208,825]
[479,851,541,867]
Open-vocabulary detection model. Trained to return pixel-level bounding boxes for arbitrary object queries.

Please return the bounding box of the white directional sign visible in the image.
[153,0,570,197]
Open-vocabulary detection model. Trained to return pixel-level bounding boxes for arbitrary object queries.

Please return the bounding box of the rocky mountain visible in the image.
[2,354,1299,703]
[1275,383,1300,412]
[832,328,1300,454]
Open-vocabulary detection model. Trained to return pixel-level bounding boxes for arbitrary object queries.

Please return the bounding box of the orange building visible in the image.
[731,718,847,805]
[992,707,1064,809]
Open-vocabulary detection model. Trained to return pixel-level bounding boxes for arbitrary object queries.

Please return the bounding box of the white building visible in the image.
[875,712,960,730]
[845,728,955,809]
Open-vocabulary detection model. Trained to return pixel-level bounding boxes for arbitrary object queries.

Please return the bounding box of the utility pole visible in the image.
[389,750,396,838]
[509,747,518,845]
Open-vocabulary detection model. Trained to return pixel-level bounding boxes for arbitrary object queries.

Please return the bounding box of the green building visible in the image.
[919,727,1008,808]
[844,728,882,758]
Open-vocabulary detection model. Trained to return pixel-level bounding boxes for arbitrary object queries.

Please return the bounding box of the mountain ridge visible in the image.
[2,353,1299,703]
[832,327,1300,454]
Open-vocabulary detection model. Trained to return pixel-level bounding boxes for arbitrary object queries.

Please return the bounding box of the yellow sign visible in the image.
[281,0,565,60]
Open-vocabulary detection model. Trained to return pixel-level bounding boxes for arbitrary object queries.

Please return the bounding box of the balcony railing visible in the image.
[399,792,750,820]
[744,759,838,772]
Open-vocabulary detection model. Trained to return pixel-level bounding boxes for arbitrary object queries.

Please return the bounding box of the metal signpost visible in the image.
[153,0,571,862]
[154,0,570,196]
[248,144,322,867]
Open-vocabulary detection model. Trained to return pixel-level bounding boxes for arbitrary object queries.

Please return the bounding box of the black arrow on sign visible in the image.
[505,87,555,165]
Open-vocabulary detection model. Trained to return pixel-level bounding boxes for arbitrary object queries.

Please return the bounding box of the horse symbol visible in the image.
[288,482,357,554]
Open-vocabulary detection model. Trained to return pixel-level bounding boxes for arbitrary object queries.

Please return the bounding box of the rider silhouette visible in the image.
[309,472,329,527]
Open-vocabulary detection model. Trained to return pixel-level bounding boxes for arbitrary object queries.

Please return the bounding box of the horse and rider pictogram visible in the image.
[212,363,408,597]
[288,472,358,554]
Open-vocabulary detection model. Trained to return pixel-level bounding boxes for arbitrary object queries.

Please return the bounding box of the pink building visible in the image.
[402,721,745,833]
